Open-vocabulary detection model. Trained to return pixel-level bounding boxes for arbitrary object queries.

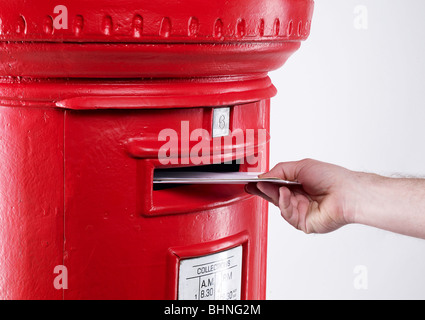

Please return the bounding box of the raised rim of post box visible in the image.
[0,75,276,109]
[0,0,314,43]
[0,42,302,78]
[0,0,314,78]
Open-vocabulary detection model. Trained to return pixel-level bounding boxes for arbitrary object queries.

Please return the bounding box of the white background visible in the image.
[267,0,425,299]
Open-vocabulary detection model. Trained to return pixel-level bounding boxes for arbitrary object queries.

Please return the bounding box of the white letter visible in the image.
[158,129,179,165]
[245,129,267,172]
[190,128,210,165]
[53,265,68,290]
[353,5,368,30]
[209,305,216,315]
[53,5,68,30]
[231,128,245,164]
[180,121,190,165]
[192,307,198,318]
[212,136,222,165]
[353,265,368,290]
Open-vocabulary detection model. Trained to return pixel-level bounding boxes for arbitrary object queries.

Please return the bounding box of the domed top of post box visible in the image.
[0,0,314,78]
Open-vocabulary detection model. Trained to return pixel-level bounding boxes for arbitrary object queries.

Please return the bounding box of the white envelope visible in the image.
[153,171,301,186]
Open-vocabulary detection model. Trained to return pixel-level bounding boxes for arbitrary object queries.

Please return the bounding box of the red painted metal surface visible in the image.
[0,0,313,299]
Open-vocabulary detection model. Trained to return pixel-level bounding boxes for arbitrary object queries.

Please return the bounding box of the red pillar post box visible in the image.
[0,0,313,299]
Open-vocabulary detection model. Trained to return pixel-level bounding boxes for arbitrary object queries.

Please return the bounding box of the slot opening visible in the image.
[153,160,241,191]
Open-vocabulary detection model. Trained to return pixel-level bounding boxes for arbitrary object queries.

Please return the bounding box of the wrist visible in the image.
[342,171,385,226]
[347,172,416,233]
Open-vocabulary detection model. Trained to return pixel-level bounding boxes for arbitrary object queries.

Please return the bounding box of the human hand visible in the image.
[245,159,358,234]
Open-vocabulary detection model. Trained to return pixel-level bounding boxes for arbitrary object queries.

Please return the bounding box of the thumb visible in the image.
[259,161,302,182]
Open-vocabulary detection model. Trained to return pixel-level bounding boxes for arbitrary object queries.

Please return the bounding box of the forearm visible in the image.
[255,159,425,238]
[351,172,425,239]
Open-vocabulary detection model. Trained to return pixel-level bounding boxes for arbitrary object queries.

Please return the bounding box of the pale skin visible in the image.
[245,159,425,239]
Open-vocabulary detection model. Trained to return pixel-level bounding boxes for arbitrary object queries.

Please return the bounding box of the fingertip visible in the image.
[278,186,293,220]
[278,186,291,206]
[257,172,267,179]
[258,171,275,179]
[258,163,283,178]
[244,183,251,194]
[244,182,257,195]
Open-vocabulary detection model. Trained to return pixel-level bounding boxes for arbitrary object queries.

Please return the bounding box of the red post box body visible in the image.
[0,0,313,299]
